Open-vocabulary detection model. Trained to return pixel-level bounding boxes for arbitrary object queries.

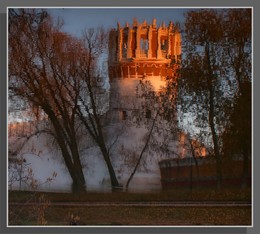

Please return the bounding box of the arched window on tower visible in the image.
[120,110,127,120]
[122,42,127,58]
[161,38,168,58]
[140,38,148,57]
[122,29,128,58]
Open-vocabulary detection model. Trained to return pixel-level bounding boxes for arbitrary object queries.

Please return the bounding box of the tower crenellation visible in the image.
[108,18,181,122]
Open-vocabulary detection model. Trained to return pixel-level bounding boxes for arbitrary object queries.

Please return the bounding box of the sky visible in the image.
[47,8,189,38]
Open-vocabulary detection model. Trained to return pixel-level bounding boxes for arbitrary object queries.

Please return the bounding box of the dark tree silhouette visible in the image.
[9,9,88,193]
[180,9,252,189]
[180,9,227,189]
[8,9,122,192]
[74,27,121,191]
[221,9,252,188]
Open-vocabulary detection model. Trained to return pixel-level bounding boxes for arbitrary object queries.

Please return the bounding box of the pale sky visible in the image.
[47,8,188,37]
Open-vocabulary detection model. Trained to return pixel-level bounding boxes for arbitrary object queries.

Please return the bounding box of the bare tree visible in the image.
[9,9,123,192]
[72,27,121,190]
[9,9,88,193]
[180,9,227,189]
[221,9,252,188]
[180,9,252,189]
[125,111,158,190]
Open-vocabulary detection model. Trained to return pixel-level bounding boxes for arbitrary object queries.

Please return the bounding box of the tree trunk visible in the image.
[189,157,193,192]
[54,128,86,193]
[207,75,222,189]
[209,106,222,189]
[70,137,86,193]
[44,105,86,193]
[71,170,86,194]
[205,44,222,189]
[189,137,200,190]
[126,113,158,190]
[241,149,249,189]
[98,141,121,191]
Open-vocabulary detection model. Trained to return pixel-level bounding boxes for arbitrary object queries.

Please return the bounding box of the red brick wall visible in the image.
[159,159,251,189]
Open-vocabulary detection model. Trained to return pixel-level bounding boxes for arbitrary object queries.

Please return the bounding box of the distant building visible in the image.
[108,18,181,79]
[108,18,181,122]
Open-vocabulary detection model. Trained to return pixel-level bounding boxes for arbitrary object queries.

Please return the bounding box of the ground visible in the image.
[8,188,252,226]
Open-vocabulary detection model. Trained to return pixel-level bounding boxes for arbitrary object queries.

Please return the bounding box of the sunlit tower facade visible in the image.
[108,18,181,122]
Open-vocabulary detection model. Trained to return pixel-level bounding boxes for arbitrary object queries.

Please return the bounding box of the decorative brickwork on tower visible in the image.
[108,19,181,122]
[108,18,181,80]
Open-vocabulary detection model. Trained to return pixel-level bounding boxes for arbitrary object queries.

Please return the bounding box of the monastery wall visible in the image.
[159,157,251,189]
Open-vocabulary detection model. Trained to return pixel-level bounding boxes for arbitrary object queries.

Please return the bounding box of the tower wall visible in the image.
[108,19,181,122]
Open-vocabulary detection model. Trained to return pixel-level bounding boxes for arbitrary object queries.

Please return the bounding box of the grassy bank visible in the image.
[9,206,251,226]
[9,187,251,203]
[8,188,252,226]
